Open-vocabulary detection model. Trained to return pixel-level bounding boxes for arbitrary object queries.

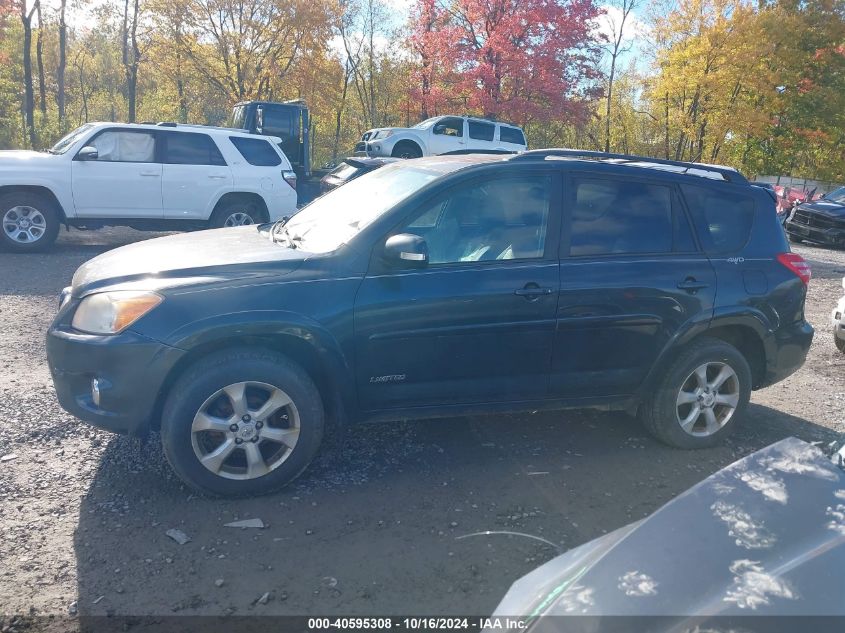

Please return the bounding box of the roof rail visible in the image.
[514,149,748,184]
[156,121,178,127]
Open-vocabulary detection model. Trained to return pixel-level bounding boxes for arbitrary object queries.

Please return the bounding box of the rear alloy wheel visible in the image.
[209,200,267,229]
[0,193,60,252]
[161,349,324,496]
[639,338,751,449]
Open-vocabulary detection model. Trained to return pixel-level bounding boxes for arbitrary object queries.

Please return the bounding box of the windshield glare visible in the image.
[825,187,845,204]
[50,124,94,154]
[411,118,439,130]
[281,164,440,252]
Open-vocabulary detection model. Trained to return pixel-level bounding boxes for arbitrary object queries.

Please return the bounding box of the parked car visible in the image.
[785,186,845,247]
[320,157,400,194]
[354,115,527,159]
[832,277,845,353]
[47,149,813,496]
[0,122,298,252]
[491,436,845,627]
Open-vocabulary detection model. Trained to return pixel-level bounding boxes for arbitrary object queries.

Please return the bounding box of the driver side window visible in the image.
[433,117,464,137]
[400,175,552,264]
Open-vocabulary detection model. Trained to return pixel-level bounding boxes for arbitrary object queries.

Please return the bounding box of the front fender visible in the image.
[165,310,356,416]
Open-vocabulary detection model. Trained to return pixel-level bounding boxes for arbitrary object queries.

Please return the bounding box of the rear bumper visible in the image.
[47,325,185,436]
[786,219,845,246]
[760,319,814,388]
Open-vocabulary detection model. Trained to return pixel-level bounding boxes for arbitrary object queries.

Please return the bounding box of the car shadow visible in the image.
[73,403,837,624]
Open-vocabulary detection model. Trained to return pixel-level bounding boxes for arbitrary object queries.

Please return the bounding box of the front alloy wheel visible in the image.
[3,206,47,244]
[191,381,300,480]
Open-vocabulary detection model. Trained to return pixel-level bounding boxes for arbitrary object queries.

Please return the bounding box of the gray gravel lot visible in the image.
[1,227,844,627]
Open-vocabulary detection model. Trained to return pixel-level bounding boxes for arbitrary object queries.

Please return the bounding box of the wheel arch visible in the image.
[0,184,68,222]
[150,328,354,433]
[210,191,270,223]
[390,137,424,156]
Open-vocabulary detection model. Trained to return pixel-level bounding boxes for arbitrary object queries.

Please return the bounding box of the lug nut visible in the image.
[251,436,259,443]
[255,421,263,429]
[235,438,243,445]
[229,423,239,432]
[242,414,251,422]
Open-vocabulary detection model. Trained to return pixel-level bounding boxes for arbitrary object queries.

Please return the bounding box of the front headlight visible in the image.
[71,291,163,334]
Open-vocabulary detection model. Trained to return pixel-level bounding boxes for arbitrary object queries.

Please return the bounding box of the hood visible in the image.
[363,127,406,140]
[71,226,306,296]
[493,437,845,624]
[797,199,845,217]
[0,149,55,165]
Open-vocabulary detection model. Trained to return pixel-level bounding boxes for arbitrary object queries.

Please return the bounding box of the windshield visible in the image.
[825,186,845,204]
[412,117,440,130]
[278,163,440,252]
[49,124,94,154]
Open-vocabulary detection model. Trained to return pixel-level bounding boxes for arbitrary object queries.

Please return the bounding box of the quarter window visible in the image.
[499,126,526,145]
[85,130,156,163]
[400,175,552,264]
[164,132,226,166]
[468,120,495,141]
[681,185,754,254]
[569,179,679,256]
[229,136,282,167]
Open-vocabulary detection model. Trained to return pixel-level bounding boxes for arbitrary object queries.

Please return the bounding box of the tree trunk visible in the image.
[604,55,616,153]
[57,0,67,127]
[21,2,36,147]
[122,0,141,122]
[332,59,351,163]
[36,0,46,116]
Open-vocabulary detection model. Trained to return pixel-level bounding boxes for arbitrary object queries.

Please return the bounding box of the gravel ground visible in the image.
[1,227,844,628]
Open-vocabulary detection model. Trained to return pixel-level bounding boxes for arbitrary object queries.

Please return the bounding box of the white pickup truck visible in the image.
[0,122,298,252]
[354,115,527,159]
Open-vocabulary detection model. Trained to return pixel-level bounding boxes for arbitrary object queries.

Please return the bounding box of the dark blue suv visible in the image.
[46,150,814,496]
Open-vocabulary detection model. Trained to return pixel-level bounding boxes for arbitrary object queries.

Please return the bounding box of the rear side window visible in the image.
[229,136,281,167]
[164,132,226,166]
[681,185,754,254]
[499,126,526,145]
[468,120,495,141]
[569,178,686,256]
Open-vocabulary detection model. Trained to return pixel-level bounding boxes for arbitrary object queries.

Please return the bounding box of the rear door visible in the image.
[161,131,232,220]
[71,128,163,218]
[354,169,562,410]
[550,173,716,398]
[466,119,496,151]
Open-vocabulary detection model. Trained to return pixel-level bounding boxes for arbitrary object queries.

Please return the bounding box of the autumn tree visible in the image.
[409,0,602,124]
[599,0,637,152]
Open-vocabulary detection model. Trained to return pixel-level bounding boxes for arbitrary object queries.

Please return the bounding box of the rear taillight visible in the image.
[282,170,297,190]
[777,252,811,285]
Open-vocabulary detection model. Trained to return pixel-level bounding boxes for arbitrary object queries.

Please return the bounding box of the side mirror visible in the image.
[76,146,98,161]
[383,233,428,268]
[255,106,264,134]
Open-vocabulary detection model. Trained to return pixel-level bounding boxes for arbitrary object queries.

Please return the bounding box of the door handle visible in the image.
[677,277,709,292]
[515,283,554,300]
[208,174,227,179]
[139,170,160,177]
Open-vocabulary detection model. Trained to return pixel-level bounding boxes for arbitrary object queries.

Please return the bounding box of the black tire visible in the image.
[0,191,60,252]
[208,198,268,229]
[788,233,804,244]
[835,331,845,354]
[391,142,423,159]
[160,348,324,497]
[638,337,751,449]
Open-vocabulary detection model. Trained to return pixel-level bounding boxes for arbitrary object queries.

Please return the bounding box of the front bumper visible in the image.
[786,218,845,246]
[761,319,814,388]
[353,141,390,157]
[47,324,185,436]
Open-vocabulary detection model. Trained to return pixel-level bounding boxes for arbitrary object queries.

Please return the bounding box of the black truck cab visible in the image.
[230,100,311,178]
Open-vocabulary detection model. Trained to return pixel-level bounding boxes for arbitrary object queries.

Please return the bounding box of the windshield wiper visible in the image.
[271,217,292,245]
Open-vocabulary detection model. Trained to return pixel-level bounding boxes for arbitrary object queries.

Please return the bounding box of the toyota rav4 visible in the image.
[46,150,814,496]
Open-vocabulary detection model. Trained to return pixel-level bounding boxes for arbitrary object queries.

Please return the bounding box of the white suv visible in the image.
[0,122,298,252]
[355,116,527,159]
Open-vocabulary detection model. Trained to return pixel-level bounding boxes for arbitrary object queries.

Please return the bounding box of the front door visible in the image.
[550,174,716,398]
[354,171,562,411]
[71,128,163,218]
[428,117,466,155]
